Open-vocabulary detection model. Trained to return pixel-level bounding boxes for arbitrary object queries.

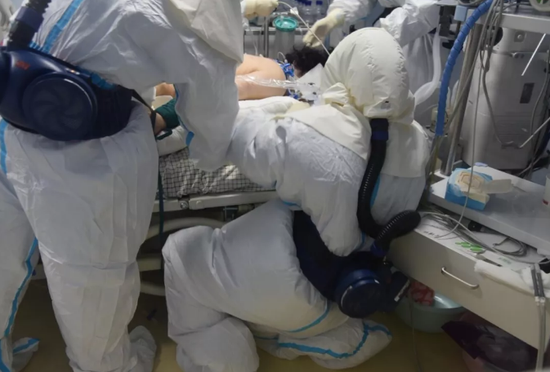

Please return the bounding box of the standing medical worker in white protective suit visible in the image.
[304,0,439,97]
[0,0,243,371]
[163,28,429,372]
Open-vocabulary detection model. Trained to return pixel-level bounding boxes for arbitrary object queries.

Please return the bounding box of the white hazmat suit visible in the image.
[164,199,392,372]
[230,28,430,256]
[0,0,243,371]
[163,28,429,372]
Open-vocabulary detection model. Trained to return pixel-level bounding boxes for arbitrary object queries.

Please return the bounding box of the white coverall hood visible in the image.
[164,0,244,63]
[287,28,426,179]
[322,27,415,124]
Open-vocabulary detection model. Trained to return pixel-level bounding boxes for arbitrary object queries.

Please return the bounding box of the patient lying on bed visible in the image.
[156,45,329,101]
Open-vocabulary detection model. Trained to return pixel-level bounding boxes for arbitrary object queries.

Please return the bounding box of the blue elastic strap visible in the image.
[282,200,300,208]
[28,41,40,50]
[278,323,391,359]
[5,239,38,338]
[41,0,85,54]
[288,302,330,333]
[370,177,380,208]
[13,339,39,354]
[0,120,7,173]
[89,72,115,90]
[173,87,194,147]
[0,239,38,371]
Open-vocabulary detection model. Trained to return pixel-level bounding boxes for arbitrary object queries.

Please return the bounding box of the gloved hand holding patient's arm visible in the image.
[303,9,345,48]
[242,0,279,18]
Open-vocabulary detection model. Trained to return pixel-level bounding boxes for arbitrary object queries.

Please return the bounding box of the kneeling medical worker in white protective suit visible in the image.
[230,27,430,257]
[163,28,429,372]
[0,0,243,371]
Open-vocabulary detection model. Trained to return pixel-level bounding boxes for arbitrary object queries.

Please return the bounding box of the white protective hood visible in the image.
[286,28,427,178]
[163,0,244,63]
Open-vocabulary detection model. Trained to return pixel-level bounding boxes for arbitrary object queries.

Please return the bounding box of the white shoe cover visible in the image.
[12,338,39,372]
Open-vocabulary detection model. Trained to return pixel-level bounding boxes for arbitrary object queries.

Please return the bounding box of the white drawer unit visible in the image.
[388,222,550,349]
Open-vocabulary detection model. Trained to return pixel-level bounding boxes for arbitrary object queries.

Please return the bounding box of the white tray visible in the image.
[429,166,550,254]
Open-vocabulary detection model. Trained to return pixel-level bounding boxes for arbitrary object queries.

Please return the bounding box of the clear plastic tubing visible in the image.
[235,75,321,96]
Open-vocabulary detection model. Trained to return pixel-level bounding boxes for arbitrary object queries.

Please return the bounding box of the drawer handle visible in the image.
[441,267,479,289]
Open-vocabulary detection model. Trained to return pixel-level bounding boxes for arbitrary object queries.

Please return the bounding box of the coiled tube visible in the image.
[357,118,421,257]
[357,119,388,238]
[373,210,421,254]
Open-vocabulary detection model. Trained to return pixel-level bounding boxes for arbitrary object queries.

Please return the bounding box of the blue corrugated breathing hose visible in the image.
[435,0,493,137]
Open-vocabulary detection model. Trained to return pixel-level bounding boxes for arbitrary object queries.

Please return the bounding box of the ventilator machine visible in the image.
[420,1,550,369]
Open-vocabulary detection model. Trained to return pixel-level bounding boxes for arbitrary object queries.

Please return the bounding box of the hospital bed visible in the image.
[138,147,278,296]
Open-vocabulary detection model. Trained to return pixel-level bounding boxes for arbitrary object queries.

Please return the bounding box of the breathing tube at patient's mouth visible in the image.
[357,119,421,257]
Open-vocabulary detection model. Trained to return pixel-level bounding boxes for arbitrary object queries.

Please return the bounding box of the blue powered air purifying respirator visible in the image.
[0,0,138,141]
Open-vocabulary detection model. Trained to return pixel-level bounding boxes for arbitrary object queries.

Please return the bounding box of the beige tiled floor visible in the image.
[15,281,469,372]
